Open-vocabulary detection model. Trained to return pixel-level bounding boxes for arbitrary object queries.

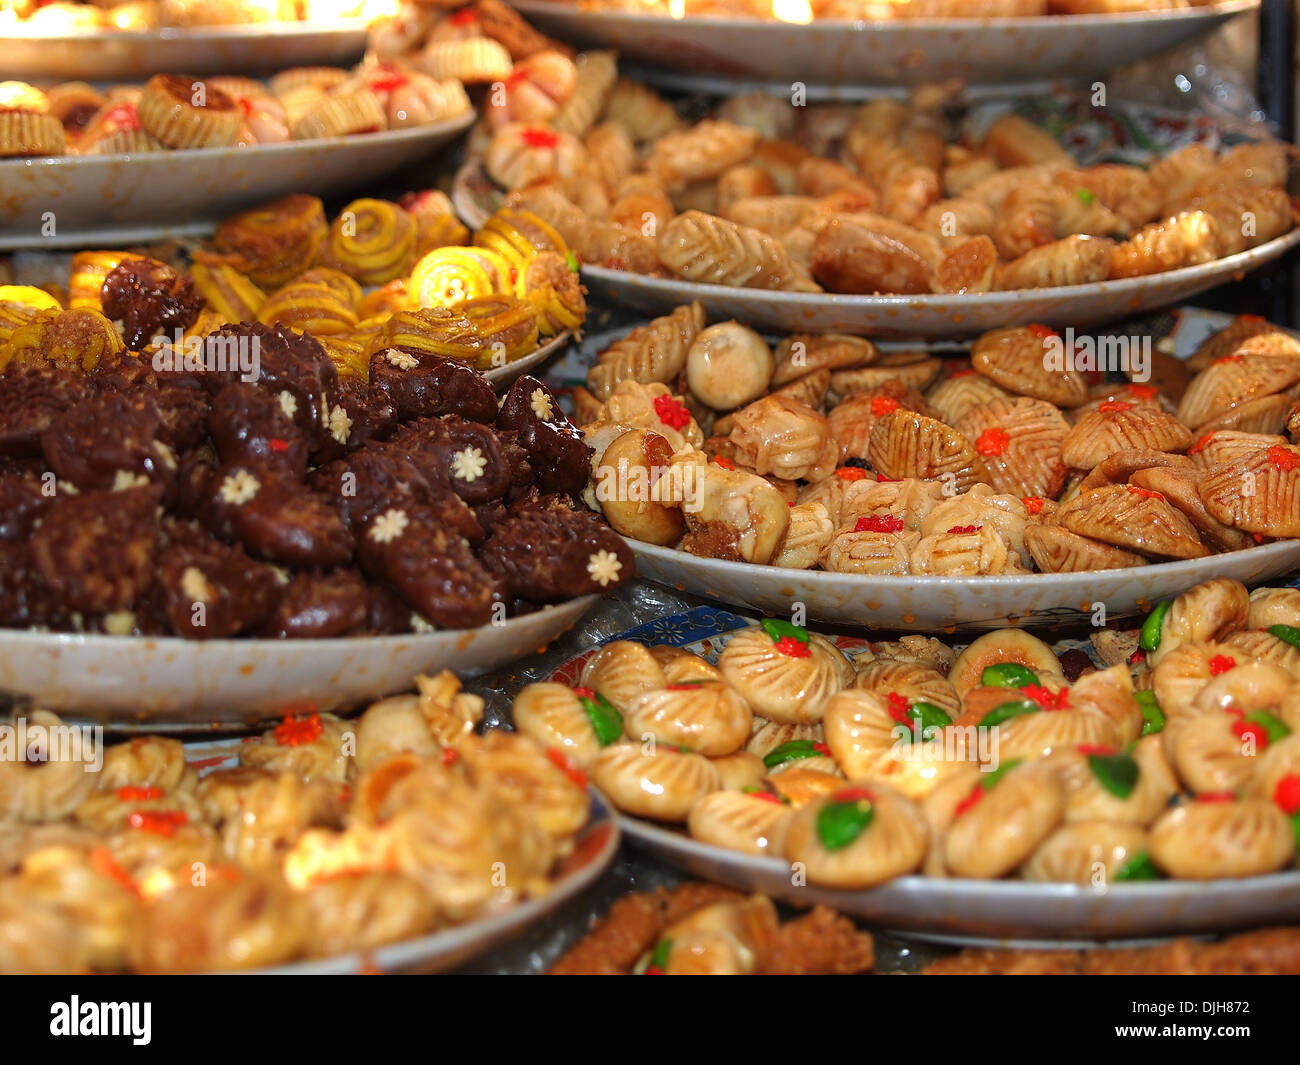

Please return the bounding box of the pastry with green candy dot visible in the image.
[1020,821,1149,885]
[944,760,1065,879]
[579,640,668,713]
[718,621,852,725]
[511,681,611,769]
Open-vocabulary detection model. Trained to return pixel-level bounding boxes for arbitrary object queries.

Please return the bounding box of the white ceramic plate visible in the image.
[578,233,1300,340]
[0,593,598,728]
[511,0,1257,91]
[0,112,476,251]
[630,539,1300,632]
[260,792,619,973]
[2,20,370,82]
[549,610,1300,945]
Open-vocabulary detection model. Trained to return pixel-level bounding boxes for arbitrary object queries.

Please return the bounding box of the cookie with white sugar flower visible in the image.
[367,346,498,424]
[387,415,511,505]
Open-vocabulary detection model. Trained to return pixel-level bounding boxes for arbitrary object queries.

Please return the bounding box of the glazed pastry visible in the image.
[659,211,820,292]
[1020,821,1149,885]
[622,682,753,757]
[587,302,705,401]
[579,640,669,713]
[688,790,792,857]
[944,761,1065,878]
[485,124,588,188]
[551,50,617,138]
[1149,797,1295,879]
[417,36,513,83]
[461,729,590,840]
[685,322,774,411]
[717,622,850,724]
[512,682,616,769]
[319,198,417,286]
[0,111,65,157]
[290,88,386,140]
[209,194,328,288]
[783,782,929,889]
[591,429,687,546]
[589,744,720,822]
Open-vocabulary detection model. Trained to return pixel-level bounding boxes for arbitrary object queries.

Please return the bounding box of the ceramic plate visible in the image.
[549,608,1300,945]
[484,330,573,389]
[511,1,1257,90]
[2,20,370,82]
[0,112,475,251]
[629,538,1300,632]
[0,593,599,728]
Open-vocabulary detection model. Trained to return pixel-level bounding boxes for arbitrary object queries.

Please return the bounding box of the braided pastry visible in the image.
[190,261,266,322]
[647,119,758,191]
[210,194,328,288]
[602,78,683,144]
[587,301,705,400]
[551,50,617,139]
[659,211,820,292]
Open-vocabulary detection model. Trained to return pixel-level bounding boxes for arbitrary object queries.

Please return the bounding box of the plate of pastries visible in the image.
[508,0,1259,89]
[567,307,1300,629]
[522,577,1300,942]
[457,81,1300,337]
[2,0,379,81]
[0,64,475,247]
[0,203,630,722]
[0,671,620,973]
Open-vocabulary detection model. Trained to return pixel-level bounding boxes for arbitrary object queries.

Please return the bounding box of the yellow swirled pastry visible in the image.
[461,296,540,369]
[1,308,123,374]
[320,197,418,286]
[189,260,266,323]
[371,307,480,362]
[210,194,327,288]
[409,245,504,307]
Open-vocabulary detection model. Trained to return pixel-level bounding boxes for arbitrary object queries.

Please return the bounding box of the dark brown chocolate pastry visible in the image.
[365,583,415,635]
[40,390,178,496]
[30,484,161,614]
[0,473,52,541]
[152,519,281,638]
[100,257,204,350]
[309,375,398,464]
[0,542,48,628]
[496,428,534,497]
[356,503,503,628]
[208,382,308,481]
[200,322,340,450]
[0,363,92,456]
[388,415,511,506]
[255,569,370,638]
[94,352,209,452]
[495,374,591,497]
[309,443,479,544]
[197,465,354,569]
[368,348,497,424]
[478,507,632,602]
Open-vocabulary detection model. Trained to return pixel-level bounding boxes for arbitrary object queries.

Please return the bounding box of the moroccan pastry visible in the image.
[687,790,792,857]
[579,640,669,712]
[589,744,721,822]
[717,623,850,724]
[622,682,753,757]
[136,74,242,149]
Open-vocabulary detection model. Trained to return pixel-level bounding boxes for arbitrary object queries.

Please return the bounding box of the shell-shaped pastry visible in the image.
[1151,641,1243,720]
[822,529,916,575]
[917,764,985,877]
[729,394,838,483]
[772,501,835,570]
[1200,443,1300,539]
[970,325,1088,408]
[1068,665,1144,747]
[830,358,942,397]
[746,720,824,759]
[1149,798,1295,879]
[1192,660,1294,717]
[955,396,1070,500]
[580,641,669,713]
[1057,483,1209,560]
[867,409,981,491]
[944,762,1065,878]
[1060,403,1193,471]
[98,736,194,793]
[1166,710,1264,794]
[927,372,1013,426]
[995,709,1120,762]
[1248,586,1300,631]
[911,524,1028,577]
[511,682,605,769]
[1176,353,1300,430]
[238,712,354,784]
[709,751,767,791]
[783,781,929,889]
[648,646,725,685]
[688,790,793,856]
[589,743,721,822]
[1025,523,1148,573]
[948,629,1064,699]
[838,476,946,533]
[852,660,960,717]
[1188,429,1289,471]
[773,332,877,386]
[622,682,753,757]
[768,766,844,807]
[460,730,591,841]
[1224,630,1300,684]
[1020,821,1149,885]
[1149,578,1251,667]
[718,628,849,725]
[1050,735,1180,825]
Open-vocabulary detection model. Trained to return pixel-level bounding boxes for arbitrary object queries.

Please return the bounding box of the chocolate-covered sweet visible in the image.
[478,507,633,602]
[30,484,161,614]
[309,375,398,464]
[153,520,281,638]
[254,569,370,638]
[365,583,415,635]
[209,382,308,481]
[40,390,178,495]
[0,363,92,456]
[198,465,354,568]
[357,503,503,628]
[100,258,204,350]
[0,473,51,541]
[368,348,497,423]
[495,373,591,496]
[388,415,511,505]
